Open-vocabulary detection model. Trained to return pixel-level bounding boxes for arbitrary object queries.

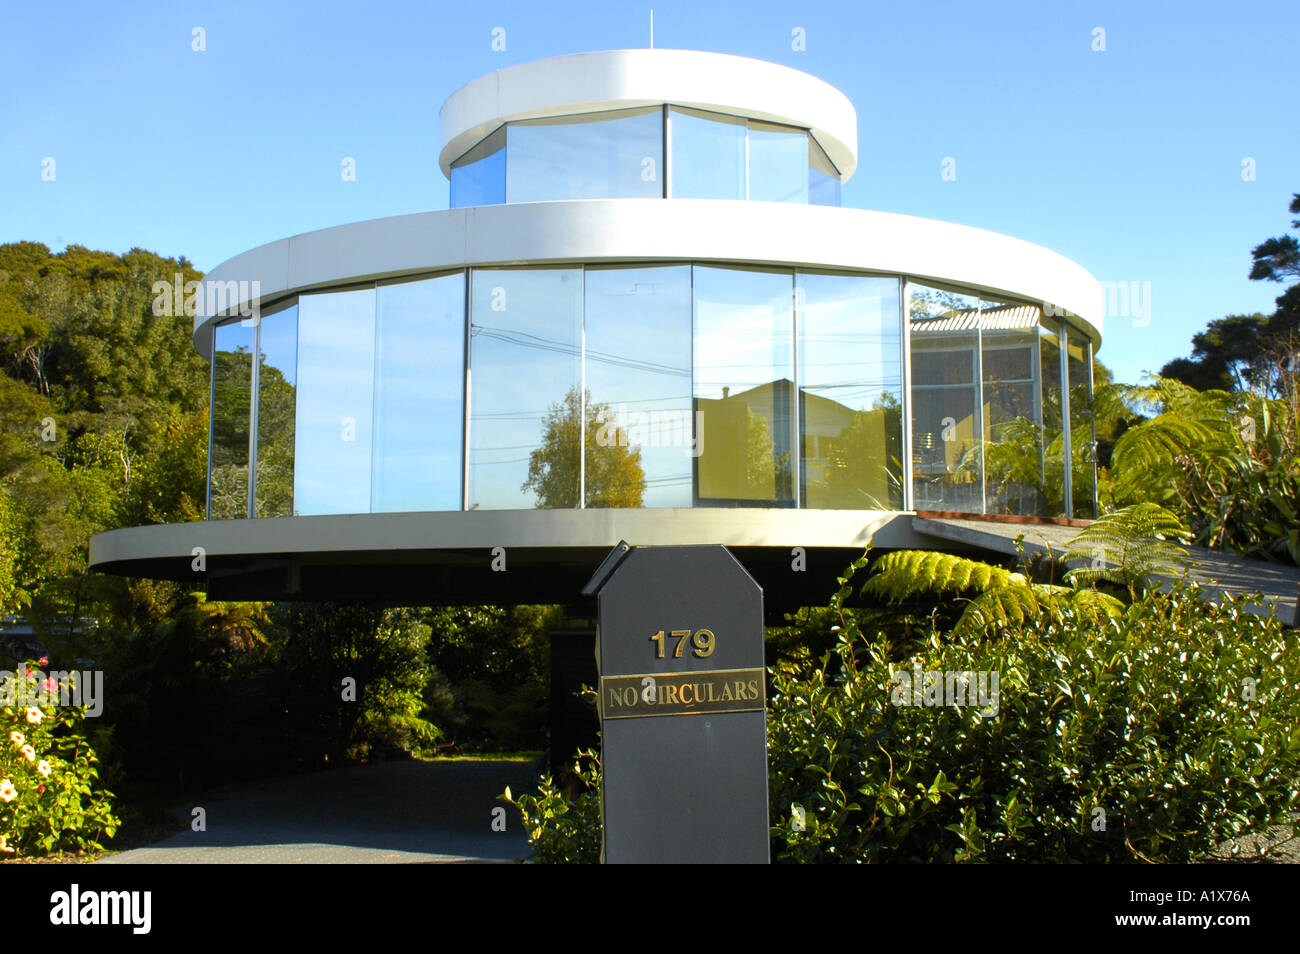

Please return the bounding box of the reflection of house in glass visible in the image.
[91,49,1103,607]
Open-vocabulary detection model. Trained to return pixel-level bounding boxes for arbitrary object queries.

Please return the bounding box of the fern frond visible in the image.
[861,551,1015,603]
[952,583,1041,638]
[1110,415,1217,487]
[1064,503,1190,594]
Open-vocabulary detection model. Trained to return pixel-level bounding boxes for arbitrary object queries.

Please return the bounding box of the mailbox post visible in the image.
[583,542,770,864]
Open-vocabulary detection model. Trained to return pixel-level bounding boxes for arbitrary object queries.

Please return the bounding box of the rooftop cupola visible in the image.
[438,49,858,207]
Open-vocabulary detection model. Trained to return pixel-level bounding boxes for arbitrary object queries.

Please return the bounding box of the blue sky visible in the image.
[1,0,1296,386]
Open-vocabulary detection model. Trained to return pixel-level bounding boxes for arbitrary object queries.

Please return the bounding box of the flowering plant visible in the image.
[0,664,118,857]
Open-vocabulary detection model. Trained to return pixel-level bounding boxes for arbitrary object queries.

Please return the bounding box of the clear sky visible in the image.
[2,0,1296,386]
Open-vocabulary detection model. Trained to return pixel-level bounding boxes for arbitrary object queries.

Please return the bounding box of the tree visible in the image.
[1163,194,1300,395]
[522,387,645,508]
[1249,193,1300,284]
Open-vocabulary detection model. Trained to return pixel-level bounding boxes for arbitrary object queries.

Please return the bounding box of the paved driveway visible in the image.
[98,759,537,864]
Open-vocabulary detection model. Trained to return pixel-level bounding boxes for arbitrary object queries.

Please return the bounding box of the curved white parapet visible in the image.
[192,199,1102,358]
[437,49,859,181]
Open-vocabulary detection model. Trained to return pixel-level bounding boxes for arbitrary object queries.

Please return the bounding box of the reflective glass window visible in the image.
[693,265,795,506]
[584,265,693,508]
[809,137,841,207]
[748,121,807,203]
[981,302,1043,516]
[469,268,582,509]
[669,107,745,200]
[294,288,376,515]
[507,108,662,202]
[1040,319,1066,517]
[210,320,254,519]
[909,286,983,513]
[254,304,297,518]
[798,273,902,509]
[1067,330,1096,518]
[450,126,506,208]
[372,274,465,512]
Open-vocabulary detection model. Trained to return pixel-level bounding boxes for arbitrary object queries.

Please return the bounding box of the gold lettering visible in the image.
[748,678,760,701]
[679,684,693,705]
[706,681,717,702]
[734,680,747,700]
[720,682,734,702]
[663,684,679,704]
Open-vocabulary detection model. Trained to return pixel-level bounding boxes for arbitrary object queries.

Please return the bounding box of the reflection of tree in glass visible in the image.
[210,346,251,519]
[523,387,645,508]
[255,359,296,518]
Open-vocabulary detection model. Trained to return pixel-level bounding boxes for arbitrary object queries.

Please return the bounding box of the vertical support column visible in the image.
[205,330,216,521]
[246,312,261,519]
[1058,322,1073,518]
[975,303,986,516]
[462,269,472,511]
[900,277,914,512]
[662,105,671,199]
[791,273,801,508]
[579,267,587,508]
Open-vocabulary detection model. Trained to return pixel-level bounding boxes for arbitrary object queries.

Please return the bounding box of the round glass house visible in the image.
[90,50,1103,609]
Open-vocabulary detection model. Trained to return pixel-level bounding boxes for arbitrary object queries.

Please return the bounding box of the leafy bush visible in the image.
[1104,377,1299,565]
[502,749,601,864]
[770,577,1300,863]
[1,663,119,857]
[509,566,1300,863]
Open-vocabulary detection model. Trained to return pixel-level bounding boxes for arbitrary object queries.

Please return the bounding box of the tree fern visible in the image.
[951,582,1042,639]
[860,550,1124,640]
[860,551,1016,603]
[1064,502,1191,598]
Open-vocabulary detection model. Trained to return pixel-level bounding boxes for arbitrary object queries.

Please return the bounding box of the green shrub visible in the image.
[770,581,1300,862]
[509,578,1300,863]
[1,663,119,857]
[502,749,601,863]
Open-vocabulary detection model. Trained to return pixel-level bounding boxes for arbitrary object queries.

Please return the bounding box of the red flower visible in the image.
[38,657,49,666]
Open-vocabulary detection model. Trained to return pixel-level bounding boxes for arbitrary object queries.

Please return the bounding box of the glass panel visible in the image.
[809,137,841,207]
[469,268,582,509]
[254,304,298,518]
[1040,319,1066,517]
[909,286,982,513]
[669,107,745,200]
[1067,330,1097,518]
[693,265,795,506]
[798,272,902,509]
[584,265,693,508]
[981,301,1043,516]
[294,288,376,515]
[450,126,506,208]
[748,120,808,203]
[209,320,254,519]
[507,107,662,202]
[372,274,465,512]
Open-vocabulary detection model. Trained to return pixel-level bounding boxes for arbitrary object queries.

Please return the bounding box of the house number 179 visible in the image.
[649,629,716,659]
